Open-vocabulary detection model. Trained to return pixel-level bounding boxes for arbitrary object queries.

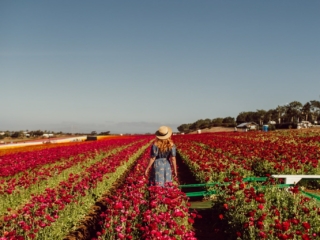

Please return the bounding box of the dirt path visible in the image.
[64,153,226,240]
[176,154,227,239]
[188,127,234,134]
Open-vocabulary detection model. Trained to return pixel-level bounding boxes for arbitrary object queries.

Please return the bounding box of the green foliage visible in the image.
[177,123,192,133]
[10,131,24,138]
[222,116,236,124]
[99,131,110,135]
[212,118,223,125]
[251,159,277,176]
[177,99,320,130]
[30,130,44,136]
[212,181,320,239]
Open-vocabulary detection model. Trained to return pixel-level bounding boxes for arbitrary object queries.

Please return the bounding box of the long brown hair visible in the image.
[155,138,174,153]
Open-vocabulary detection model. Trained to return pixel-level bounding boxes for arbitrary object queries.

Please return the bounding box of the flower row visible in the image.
[0,138,143,217]
[174,132,320,179]
[0,137,138,177]
[213,175,320,239]
[0,138,150,239]
[95,147,197,240]
[1,138,136,194]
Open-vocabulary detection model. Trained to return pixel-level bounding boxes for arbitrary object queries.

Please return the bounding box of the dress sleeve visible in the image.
[171,145,176,157]
[150,144,158,158]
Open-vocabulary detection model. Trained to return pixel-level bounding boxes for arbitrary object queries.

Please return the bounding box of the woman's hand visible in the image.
[144,168,149,177]
[171,156,177,178]
[145,157,155,177]
[172,169,178,177]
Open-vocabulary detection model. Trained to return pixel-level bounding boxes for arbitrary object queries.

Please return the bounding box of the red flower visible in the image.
[282,221,291,231]
[188,218,195,224]
[302,234,311,240]
[302,222,311,230]
[291,218,299,225]
[259,231,267,238]
[114,202,123,210]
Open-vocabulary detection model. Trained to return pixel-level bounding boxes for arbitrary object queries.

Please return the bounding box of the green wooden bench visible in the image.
[179,177,291,197]
[179,176,320,202]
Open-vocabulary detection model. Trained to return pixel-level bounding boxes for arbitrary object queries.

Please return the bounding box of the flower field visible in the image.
[173,130,320,239]
[1,136,151,239]
[1,130,320,239]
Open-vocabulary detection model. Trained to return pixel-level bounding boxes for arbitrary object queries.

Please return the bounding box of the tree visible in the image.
[222,116,235,124]
[31,130,44,136]
[301,102,311,121]
[264,109,278,123]
[11,131,24,138]
[285,101,302,122]
[188,119,213,131]
[245,112,256,122]
[91,131,97,135]
[99,131,110,135]
[236,112,248,124]
[276,105,286,124]
[310,100,320,122]
[254,109,266,125]
[4,131,11,137]
[199,118,211,129]
[211,118,223,126]
[177,124,191,133]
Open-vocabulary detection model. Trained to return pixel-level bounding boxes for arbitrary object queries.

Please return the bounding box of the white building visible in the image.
[43,133,54,138]
[236,122,259,130]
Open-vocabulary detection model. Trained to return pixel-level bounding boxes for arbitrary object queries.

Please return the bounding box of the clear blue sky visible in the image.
[1,1,320,133]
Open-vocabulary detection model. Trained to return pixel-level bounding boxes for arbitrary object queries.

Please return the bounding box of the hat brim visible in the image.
[155,127,173,140]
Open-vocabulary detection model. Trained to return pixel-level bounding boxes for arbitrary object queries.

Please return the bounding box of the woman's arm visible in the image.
[145,157,156,177]
[171,156,177,177]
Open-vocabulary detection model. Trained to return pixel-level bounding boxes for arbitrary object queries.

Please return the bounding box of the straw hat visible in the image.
[155,126,173,140]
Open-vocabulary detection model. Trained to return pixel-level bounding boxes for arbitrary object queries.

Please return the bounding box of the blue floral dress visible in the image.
[149,144,176,187]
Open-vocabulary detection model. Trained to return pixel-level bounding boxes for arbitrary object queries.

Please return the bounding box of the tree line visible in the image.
[0,130,111,140]
[0,130,56,139]
[177,100,320,133]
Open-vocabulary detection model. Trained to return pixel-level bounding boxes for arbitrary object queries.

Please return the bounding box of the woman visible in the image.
[144,126,177,187]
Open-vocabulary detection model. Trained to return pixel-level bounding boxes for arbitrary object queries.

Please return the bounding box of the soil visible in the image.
[188,127,234,134]
[304,189,320,195]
